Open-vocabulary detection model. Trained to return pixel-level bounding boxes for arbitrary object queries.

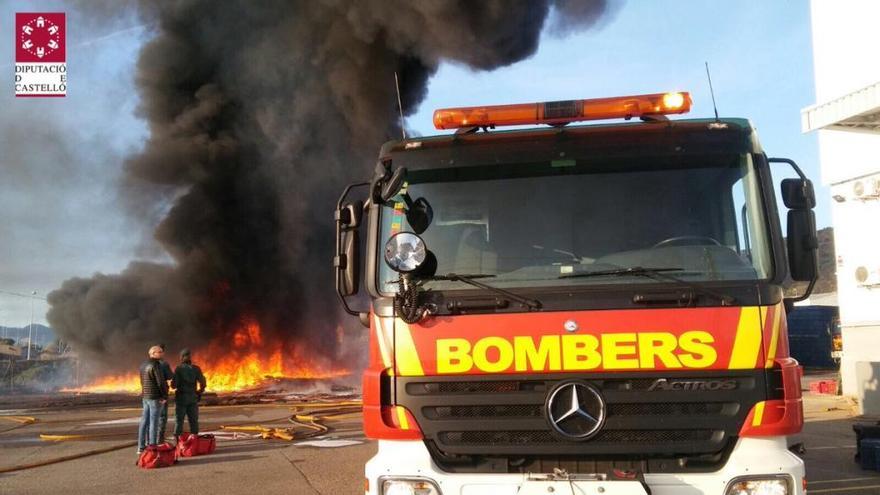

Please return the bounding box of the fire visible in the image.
[65,320,349,394]
[67,373,142,394]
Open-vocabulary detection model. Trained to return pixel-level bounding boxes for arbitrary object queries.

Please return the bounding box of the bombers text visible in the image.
[435,332,718,373]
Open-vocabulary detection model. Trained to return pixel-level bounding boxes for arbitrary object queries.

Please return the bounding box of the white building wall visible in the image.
[810,1,880,100]
[810,0,880,409]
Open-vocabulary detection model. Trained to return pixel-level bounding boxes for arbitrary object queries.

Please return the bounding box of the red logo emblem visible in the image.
[16,13,65,63]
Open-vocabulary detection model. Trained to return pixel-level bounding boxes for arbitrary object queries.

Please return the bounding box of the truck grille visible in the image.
[424,402,732,420]
[439,429,719,445]
[397,371,764,459]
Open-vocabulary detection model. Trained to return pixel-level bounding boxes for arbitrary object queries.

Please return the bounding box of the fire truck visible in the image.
[335,92,817,495]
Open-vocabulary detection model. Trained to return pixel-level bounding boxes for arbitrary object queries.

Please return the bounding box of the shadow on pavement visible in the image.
[176,454,260,466]
[211,441,290,455]
[798,407,880,494]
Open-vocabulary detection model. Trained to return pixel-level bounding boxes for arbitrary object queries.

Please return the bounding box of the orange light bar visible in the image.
[433,92,692,130]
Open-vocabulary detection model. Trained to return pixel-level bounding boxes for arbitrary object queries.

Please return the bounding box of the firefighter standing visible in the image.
[172,348,207,439]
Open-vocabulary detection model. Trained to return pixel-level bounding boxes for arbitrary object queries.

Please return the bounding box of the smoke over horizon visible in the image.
[47,0,612,373]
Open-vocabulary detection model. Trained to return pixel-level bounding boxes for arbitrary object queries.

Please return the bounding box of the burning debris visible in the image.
[65,320,350,393]
[47,0,612,387]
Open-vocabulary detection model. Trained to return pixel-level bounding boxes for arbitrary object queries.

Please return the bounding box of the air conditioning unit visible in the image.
[855,266,880,288]
[852,178,880,200]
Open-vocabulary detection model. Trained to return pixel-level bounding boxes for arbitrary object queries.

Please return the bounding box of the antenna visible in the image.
[705,62,720,121]
[394,72,406,140]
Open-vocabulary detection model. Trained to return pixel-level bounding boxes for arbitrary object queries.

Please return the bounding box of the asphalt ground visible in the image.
[0,400,371,495]
[1,375,879,495]
[796,371,880,494]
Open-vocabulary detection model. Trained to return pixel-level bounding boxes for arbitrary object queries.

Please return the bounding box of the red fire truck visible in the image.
[335,92,817,495]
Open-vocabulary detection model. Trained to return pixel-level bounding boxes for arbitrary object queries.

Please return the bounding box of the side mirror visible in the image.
[335,199,363,297]
[770,157,819,298]
[781,178,816,209]
[339,227,360,295]
[786,209,818,282]
[371,167,408,205]
[335,181,370,325]
[405,196,433,235]
[338,201,362,229]
[372,165,433,233]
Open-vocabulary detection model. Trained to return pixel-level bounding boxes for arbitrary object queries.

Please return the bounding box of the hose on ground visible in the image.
[0,415,38,434]
[0,416,37,424]
[220,402,362,441]
[0,441,137,474]
[1,400,363,474]
[40,432,130,441]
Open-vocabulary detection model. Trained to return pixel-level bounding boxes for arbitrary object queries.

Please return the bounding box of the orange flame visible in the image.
[64,320,349,394]
[66,373,142,394]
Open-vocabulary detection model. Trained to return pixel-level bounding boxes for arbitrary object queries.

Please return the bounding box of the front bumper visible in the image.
[365,436,805,495]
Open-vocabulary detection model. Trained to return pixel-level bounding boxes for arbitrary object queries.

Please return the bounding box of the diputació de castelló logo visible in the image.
[15,13,67,97]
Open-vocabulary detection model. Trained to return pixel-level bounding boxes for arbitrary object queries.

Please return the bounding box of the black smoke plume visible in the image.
[48,0,612,373]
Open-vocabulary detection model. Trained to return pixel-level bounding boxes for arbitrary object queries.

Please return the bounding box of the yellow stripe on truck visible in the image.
[729,307,762,369]
[373,315,393,369]
[394,320,425,376]
[395,406,410,430]
[765,305,782,368]
[751,401,766,426]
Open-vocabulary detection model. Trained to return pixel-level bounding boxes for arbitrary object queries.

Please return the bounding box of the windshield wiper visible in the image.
[560,266,736,305]
[426,273,542,310]
[559,267,685,279]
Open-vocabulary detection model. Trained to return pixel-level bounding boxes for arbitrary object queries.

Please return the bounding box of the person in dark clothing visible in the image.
[171,348,207,439]
[156,343,173,442]
[137,345,169,454]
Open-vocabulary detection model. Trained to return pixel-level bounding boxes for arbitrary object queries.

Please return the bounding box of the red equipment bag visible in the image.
[195,434,216,455]
[176,432,216,457]
[175,432,199,457]
[137,442,177,468]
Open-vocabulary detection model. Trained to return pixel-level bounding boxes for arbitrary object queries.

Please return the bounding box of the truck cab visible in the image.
[336,92,818,495]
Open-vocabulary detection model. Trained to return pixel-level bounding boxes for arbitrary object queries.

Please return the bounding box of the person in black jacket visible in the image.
[137,345,169,454]
[156,343,173,442]
[172,348,207,439]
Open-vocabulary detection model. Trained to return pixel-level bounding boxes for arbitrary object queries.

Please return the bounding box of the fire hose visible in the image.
[0,400,362,473]
[0,441,138,474]
[40,432,131,441]
[3,415,300,474]
[0,415,37,433]
[220,401,362,441]
[0,416,136,474]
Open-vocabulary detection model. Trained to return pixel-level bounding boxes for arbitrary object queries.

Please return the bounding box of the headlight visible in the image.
[384,232,427,273]
[381,477,441,495]
[725,476,791,495]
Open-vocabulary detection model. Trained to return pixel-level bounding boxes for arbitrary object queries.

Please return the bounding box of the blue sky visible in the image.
[1,1,148,327]
[407,1,828,228]
[0,1,824,326]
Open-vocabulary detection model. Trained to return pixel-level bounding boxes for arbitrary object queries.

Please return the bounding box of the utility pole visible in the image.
[26,290,36,360]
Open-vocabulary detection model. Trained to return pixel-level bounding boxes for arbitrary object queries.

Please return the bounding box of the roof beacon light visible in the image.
[433,92,692,130]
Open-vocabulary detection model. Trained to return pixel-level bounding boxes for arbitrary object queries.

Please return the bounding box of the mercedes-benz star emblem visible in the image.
[545,381,606,440]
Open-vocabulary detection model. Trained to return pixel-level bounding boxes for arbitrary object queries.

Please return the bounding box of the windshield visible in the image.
[378,152,773,293]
